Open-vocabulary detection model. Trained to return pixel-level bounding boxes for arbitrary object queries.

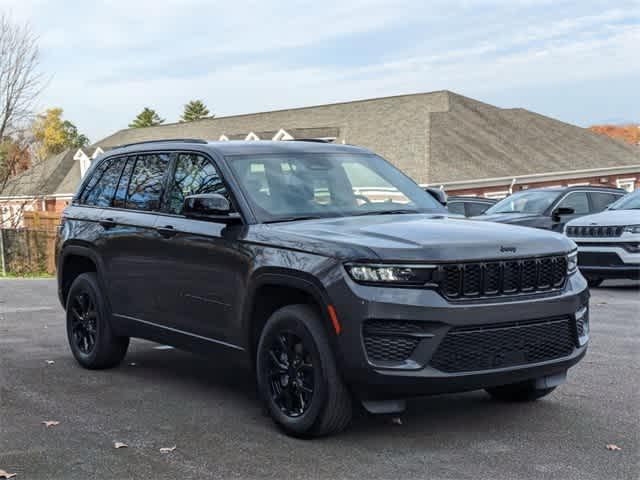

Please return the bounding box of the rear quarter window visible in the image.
[79,158,126,207]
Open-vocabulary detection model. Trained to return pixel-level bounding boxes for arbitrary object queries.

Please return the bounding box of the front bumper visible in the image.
[574,240,640,280]
[328,272,589,398]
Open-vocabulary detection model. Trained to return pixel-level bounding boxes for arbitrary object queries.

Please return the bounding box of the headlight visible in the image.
[344,263,437,286]
[567,250,578,274]
[623,225,640,234]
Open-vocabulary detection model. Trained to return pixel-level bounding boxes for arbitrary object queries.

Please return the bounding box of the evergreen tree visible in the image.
[129,107,165,128]
[180,100,212,122]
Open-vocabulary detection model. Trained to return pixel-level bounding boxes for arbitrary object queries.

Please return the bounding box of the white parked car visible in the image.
[565,190,640,287]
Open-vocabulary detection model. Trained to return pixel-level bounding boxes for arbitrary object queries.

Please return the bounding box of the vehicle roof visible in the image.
[512,185,625,194]
[447,196,496,202]
[109,140,372,157]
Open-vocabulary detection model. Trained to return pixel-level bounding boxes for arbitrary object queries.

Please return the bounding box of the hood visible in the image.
[262,214,573,262]
[473,212,541,224]
[566,209,640,227]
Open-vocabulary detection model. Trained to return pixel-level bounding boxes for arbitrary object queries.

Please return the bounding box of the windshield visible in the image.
[485,190,559,214]
[608,190,640,210]
[227,153,445,222]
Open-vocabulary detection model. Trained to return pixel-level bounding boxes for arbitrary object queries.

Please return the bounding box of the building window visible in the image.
[484,191,509,200]
[616,178,636,192]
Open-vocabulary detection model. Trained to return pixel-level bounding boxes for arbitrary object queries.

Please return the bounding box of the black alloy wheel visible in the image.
[66,272,129,369]
[69,292,98,355]
[265,331,315,417]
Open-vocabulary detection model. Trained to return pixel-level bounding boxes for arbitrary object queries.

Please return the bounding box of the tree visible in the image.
[129,108,165,128]
[31,108,90,157]
[0,13,44,196]
[180,100,212,122]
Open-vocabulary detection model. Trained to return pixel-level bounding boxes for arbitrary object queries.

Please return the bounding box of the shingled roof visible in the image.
[0,149,80,197]
[94,91,638,185]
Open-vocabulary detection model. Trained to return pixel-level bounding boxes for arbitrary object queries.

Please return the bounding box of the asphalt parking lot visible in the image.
[0,279,638,480]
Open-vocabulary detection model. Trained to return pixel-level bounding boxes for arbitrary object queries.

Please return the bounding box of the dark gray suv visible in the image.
[56,139,589,437]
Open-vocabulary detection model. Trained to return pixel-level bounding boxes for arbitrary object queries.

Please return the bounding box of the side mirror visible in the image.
[425,187,447,206]
[183,194,237,222]
[553,206,574,220]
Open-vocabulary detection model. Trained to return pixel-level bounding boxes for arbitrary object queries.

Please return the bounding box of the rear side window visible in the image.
[126,154,171,211]
[447,202,465,216]
[166,153,228,215]
[80,158,126,207]
[112,157,135,209]
[590,192,622,212]
[466,202,491,217]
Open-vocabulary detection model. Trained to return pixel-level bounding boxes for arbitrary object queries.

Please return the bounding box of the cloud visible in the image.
[2,0,636,140]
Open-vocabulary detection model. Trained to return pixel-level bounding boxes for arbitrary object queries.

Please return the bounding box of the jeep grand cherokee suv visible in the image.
[56,139,589,437]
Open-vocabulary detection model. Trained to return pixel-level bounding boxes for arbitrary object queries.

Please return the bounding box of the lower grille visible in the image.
[578,252,624,267]
[430,317,575,373]
[363,320,424,362]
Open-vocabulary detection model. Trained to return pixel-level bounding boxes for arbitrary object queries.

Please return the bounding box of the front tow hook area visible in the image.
[361,398,407,415]
[534,371,567,389]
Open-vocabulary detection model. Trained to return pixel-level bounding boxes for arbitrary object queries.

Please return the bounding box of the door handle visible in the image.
[99,217,116,229]
[157,225,178,238]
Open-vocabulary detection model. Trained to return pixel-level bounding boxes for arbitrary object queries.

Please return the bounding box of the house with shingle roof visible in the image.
[2,90,638,226]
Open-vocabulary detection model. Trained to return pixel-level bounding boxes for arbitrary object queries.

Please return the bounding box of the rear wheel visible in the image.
[486,380,556,402]
[256,304,352,437]
[66,273,129,369]
[586,276,604,288]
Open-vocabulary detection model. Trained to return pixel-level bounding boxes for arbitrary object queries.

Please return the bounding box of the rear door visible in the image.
[151,152,248,345]
[97,153,171,323]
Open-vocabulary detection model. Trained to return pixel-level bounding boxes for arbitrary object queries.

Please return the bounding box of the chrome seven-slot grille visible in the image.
[439,255,567,300]
[566,225,623,238]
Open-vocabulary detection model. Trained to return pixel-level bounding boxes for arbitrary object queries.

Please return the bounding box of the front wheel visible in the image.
[66,273,129,369]
[256,304,352,437]
[486,380,556,402]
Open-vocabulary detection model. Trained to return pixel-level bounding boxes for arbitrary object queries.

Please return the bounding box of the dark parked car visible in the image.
[475,186,625,231]
[446,196,497,217]
[56,140,589,437]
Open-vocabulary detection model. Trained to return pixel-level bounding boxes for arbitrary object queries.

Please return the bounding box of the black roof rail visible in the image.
[284,138,332,143]
[116,138,208,149]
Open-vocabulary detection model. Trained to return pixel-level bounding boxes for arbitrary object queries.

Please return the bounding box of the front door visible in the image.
[551,191,590,231]
[152,152,248,345]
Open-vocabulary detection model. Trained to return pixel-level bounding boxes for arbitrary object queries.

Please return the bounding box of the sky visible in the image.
[1,0,638,143]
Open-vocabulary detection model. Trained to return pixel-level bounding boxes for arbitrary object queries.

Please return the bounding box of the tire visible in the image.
[66,272,129,369]
[256,304,352,437]
[586,276,604,288]
[485,380,556,402]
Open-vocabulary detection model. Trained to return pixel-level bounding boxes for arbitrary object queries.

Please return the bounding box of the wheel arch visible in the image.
[243,270,337,366]
[57,244,107,309]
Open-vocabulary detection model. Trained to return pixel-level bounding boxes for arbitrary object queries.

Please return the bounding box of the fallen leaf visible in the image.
[606,444,622,451]
[391,417,403,425]
[42,420,60,427]
[0,470,16,479]
[45,360,55,365]
[159,445,177,453]
[114,442,128,449]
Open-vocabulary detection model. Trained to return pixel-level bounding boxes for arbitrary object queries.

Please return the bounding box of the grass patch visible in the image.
[0,271,54,279]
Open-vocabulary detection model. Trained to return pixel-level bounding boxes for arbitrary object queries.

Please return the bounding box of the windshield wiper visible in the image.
[352,209,421,217]
[264,215,325,224]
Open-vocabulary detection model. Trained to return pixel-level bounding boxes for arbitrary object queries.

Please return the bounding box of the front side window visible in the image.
[166,153,228,215]
[126,154,170,211]
[227,153,444,222]
[485,190,559,214]
[558,192,589,214]
[80,158,126,207]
